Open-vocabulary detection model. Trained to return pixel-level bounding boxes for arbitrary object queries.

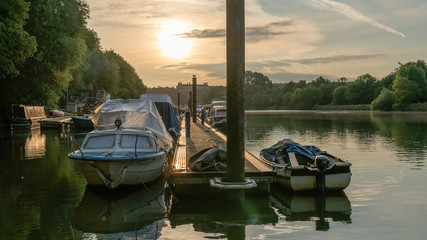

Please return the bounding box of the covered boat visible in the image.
[138,94,180,141]
[207,101,227,131]
[68,99,173,188]
[260,139,351,192]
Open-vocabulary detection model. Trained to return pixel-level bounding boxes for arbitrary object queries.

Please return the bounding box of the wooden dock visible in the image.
[169,119,275,196]
[39,116,71,128]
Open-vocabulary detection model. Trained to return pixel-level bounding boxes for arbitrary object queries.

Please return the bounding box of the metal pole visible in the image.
[226,0,245,187]
[192,75,197,122]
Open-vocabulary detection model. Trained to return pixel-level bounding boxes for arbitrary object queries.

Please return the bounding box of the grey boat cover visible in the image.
[92,99,173,149]
[188,147,227,171]
[139,94,181,138]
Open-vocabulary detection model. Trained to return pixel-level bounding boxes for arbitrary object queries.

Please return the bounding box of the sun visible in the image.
[158,22,193,59]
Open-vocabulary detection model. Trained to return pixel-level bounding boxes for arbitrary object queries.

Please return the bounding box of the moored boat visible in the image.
[207,101,227,131]
[71,115,94,129]
[260,139,351,192]
[68,99,173,189]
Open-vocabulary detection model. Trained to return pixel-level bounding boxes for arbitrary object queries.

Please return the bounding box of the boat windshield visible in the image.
[120,134,156,151]
[84,135,115,149]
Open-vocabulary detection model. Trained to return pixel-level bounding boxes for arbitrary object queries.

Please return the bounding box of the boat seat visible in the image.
[288,152,299,167]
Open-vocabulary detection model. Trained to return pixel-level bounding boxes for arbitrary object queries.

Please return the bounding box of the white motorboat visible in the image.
[260,139,352,193]
[68,99,173,188]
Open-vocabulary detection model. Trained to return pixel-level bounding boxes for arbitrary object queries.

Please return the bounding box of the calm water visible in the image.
[1,111,427,240]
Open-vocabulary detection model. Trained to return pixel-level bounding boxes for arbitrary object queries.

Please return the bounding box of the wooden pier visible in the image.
[38,116,71,128]
[169,119,275,196]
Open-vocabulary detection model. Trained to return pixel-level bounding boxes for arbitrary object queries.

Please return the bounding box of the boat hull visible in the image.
[72,152,167,188]
[71,116,94,129]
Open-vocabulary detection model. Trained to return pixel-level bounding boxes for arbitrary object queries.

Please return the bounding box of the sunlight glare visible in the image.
[158,22,192,59]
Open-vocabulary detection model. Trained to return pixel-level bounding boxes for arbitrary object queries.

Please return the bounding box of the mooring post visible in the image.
[192,75,197,122]
[177,92,180,114]
[226,0,245,201]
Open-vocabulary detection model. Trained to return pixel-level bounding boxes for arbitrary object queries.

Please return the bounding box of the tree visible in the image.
[395,62,426,102]
[371,88,395,111]
[245,71,272,87]
[290,87,321,109]
[5,0,90,107]
[345,74,379,104]
[392,76,419,108]
[332,86,348,105]
[0,0,37,79]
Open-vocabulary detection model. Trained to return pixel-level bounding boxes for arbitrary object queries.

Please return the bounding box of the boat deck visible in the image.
[169,118,275,196]
[39,117,72,128]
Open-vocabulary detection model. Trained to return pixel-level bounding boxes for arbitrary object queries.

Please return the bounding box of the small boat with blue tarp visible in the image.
[259,139,351,193]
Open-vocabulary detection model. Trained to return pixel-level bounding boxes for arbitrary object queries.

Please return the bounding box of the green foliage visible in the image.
[371,88,395,111]
[392,76,419,108]
[345,74,380,104]
[395,62,426,102]
[1,0,90,107]
[245,71,272,87]
[200,86,226,104]
[290,87,321,110]
[0,0,37,79]
[332,86,348,105]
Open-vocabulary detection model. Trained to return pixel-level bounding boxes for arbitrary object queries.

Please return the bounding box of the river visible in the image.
[1,111,426,239]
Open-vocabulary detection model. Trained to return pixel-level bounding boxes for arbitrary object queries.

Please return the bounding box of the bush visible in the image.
[371,88,395,111]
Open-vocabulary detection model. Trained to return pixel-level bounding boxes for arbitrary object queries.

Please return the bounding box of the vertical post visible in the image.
[188,91,192,114]
[177,92,180,113]
[226,0,245,191]
[192,75,197,122]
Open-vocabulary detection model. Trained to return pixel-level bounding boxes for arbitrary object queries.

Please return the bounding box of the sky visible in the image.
[86,0,427,87]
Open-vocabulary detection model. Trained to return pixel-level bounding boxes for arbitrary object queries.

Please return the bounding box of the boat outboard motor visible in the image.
[314,155,329,171]
[315,155,329,194]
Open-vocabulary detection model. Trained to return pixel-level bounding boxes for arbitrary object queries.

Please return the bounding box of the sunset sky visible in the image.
[86,0,427,87]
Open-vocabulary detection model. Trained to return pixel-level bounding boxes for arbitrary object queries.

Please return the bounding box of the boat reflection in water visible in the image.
[70,178,167,239]
[168,195,278,239]
[270,186,352,231]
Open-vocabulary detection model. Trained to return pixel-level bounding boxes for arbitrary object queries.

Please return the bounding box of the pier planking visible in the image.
[169,118,275,196]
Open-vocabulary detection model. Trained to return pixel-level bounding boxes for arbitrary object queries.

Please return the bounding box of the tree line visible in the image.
[193,61,427,111]
[0,0,146,108]
[248,61,427,111]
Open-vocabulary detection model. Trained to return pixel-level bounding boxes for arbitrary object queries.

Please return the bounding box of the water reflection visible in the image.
[168,195,278,239]
[71,178,167,239]
[270,186,352,231]
[5,128,47,160]
[246,111,427,170]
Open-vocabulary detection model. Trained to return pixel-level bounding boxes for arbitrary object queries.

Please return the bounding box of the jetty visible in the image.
[39,116,72,128]
[169,119,275,196]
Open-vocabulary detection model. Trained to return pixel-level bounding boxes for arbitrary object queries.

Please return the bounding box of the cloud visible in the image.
[178,29,225,39]
[178,20,297,43]
[308,0,406,38]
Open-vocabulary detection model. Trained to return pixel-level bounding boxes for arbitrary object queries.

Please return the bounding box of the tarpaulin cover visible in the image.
[261,139,327,162]
[92,99,173,148]
[139,94,180,137]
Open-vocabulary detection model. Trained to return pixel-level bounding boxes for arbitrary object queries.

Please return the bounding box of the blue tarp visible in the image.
[261,139,327,162]
[139,94,181,138]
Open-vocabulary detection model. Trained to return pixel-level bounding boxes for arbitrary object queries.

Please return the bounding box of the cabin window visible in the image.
[120,135,156,151]
[84,135,115,149]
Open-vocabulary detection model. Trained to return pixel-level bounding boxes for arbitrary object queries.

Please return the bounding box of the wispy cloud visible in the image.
[309,0,406,38]
[178,20,296,43]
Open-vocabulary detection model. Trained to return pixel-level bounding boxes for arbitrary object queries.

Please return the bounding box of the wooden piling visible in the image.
[226,0,245,200]
[192,75,197,122]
